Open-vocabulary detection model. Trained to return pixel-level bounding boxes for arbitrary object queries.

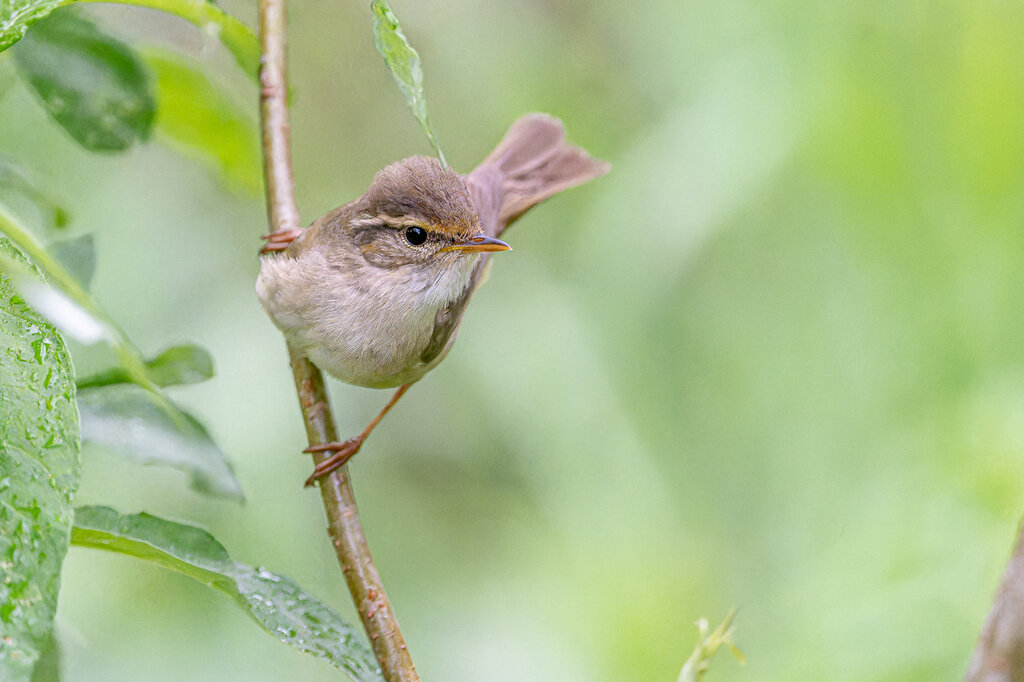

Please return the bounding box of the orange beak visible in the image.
[444,234,512,254]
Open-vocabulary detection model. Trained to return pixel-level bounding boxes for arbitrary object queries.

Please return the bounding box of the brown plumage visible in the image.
[468,113,610,238]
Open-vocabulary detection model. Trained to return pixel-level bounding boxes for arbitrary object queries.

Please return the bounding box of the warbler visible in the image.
[256,114,608,483]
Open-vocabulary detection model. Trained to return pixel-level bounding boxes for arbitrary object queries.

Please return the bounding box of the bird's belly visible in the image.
[257,245,474,389]
[257,253,449,388]
[299,311,444,388]
[304,335,444,388]
[289,287,447,388]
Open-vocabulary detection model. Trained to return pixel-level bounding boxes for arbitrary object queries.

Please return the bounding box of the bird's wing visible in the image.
[465,113,610,238]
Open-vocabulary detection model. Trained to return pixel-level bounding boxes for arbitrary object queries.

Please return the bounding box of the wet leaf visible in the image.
[370,0,446,165]
[72,506,382,682]
[77,384,243,501]
[0,0,63,52]
[0,238,80,682]
[13,9,155,152]
[77,343,214,389]
[143,49,261,194]
[12,276,107,344]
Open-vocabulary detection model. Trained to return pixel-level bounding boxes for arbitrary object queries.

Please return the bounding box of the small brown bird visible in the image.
[256,114,609,484]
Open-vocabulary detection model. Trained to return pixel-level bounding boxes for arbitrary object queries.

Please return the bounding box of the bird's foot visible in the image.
[260,228,304,254]
[303,436,365,487]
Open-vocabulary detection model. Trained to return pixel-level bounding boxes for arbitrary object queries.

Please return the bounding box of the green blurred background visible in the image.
[3,0,1024,679]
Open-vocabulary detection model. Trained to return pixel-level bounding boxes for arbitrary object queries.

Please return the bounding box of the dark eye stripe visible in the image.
[405,226,427,246]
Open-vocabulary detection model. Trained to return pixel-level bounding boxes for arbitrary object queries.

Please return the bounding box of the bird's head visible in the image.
[348,156,510,276]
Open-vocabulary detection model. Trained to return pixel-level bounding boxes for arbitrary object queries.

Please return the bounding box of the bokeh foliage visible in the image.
[2,0,1024,680]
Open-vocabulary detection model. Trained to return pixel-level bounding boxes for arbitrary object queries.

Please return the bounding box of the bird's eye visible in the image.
[404,226,427,246]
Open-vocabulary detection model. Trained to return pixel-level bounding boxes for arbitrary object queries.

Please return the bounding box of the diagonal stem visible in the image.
[288,350,419,681]
[256,0,419,679]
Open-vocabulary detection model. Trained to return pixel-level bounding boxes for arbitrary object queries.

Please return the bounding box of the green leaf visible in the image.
[0,238,80,682]
[1,0,258,79]
[13,9,155,152]
[370,0,446,166]
[77,384,243,501]
[0,258,108,345]
[71,506,382,682]
[0,159,69,232]
[0,0,62,51]
[77,343,215,389]
[145,344,214,386]
[143,49,261,195]
[48,234,94,290]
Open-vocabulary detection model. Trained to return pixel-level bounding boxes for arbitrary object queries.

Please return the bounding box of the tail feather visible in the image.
[466,114,610,237]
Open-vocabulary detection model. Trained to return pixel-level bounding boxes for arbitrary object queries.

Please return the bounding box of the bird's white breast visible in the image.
[256,246,478,388]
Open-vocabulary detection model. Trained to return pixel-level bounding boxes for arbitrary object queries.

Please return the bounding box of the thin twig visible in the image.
[256,1,419,679]
[287,349,419,681]
[257,0,300,235]
[965,517,1024,681]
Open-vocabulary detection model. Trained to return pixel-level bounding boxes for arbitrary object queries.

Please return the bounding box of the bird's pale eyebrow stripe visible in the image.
[372,214,430,228]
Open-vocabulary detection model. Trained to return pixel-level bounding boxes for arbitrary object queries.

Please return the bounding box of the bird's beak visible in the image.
[444,234,512,254]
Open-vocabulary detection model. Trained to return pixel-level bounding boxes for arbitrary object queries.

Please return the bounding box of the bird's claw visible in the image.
[260,229,304,255]
[303,436,364,487]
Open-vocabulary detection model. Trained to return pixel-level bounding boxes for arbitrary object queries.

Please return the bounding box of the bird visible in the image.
[256,114,609,484]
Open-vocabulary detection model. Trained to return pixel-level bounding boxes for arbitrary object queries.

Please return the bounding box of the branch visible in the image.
[965,518,1024,681]
[255,1,419,679]
[256,0,299,235]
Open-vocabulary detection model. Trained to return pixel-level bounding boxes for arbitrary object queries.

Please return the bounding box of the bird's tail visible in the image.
[467,114,610,237]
